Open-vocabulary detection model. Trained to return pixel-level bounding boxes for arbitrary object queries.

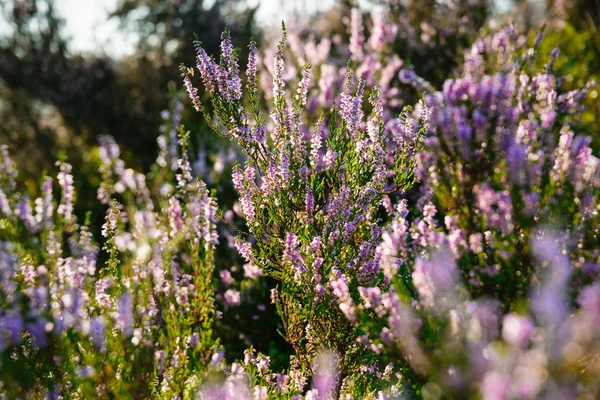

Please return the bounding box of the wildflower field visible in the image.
[0,1,599,398]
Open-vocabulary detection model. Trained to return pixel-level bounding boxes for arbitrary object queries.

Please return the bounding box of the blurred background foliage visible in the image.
[0,0,598,368]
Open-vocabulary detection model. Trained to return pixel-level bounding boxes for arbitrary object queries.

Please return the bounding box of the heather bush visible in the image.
[0,128,218,397]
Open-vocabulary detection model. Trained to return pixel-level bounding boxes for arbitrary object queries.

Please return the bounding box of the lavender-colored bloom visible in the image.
[194,41,221,95]
[481,371,509,400]
[168,197,184,237]
[578,283,600,324]
[305,187,314,214]
[0,190,11,216]
[57,161,74,224]
[310,122,322,169]
[531,231,571,325]
[412,246,458,308]
[330,274,356,322]
[101,206,118,238]
[0,315,24,347]
[369,9,393,51]
[220,29,242,101]
[26,317,47,348]
[235,239,254,263]
[311,351,338,398]
[35,176,54,230]
[117,292,133,336]
[182,73,202,112]
[284,233,305,280]
[253,386,267,400]
[358,286,382,309]
[272,30,287,100]
[16,198,38,232]
[220,270,235,286]
[296,64,312,106]
[223,289,241,308]
[241,194,256,228]
[398,69,416,84]
[323,150,336,170]
[502,313,534,346]
[210,348,225,368]
[340,72,365,134]
[243,263,262,279]
[0,145,17,188]
[252,125,266,143]
[232,167,244,192]
[89,316,106,350]
[349,8,364,61]
[310,236,322,254]
[246,40,258,94]
[95,278,112,309]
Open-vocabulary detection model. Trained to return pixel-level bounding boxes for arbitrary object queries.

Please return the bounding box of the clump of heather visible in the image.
[184,23,425,397]
[343,29,600,398]
[0,123,219,397]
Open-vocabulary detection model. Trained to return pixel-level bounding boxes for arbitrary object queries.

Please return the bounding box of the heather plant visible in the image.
[334,28,600,398]
[183,25,424,397]
[0,123,219,397]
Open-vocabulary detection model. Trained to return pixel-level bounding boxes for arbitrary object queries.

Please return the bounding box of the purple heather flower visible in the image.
[412,246,458,308]
[89,316,106,350]
[26,317,48,348]
[232,168,244,192]
[235,239,254,263]
[284,233,305,280]
[220,30,242,101]
[312,351,338,399]
[240,194,256,228]
[117,292,133,336]
[270,288,278,304]
[531,231,572,325]
[182,73,202,112]
[296,64,312,106]
[340,73,365,134]
[220,270,235,287]
[358,286,382,309]
[223,289,242,308]
[398,69,416,84]
[323,150,336,170]
[272,30,287,100]
[369,9,393,51]
[56,161,74,224]
[0,190,11,216]
[246,40,258,94]
[243,263,262,279]
[252,124,266,143]
[349,8,364,61]
[16,198,38,232]
[253,386,267,400]
[502,313,534,346]
[481,371,509,400]
[168,197,184,237]
[0,315,24,348]
[578,283,600,324]
[194,41,220,95]
[305,188,314,214]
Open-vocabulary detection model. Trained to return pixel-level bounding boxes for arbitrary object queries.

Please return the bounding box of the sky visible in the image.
[55,0,335,57]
